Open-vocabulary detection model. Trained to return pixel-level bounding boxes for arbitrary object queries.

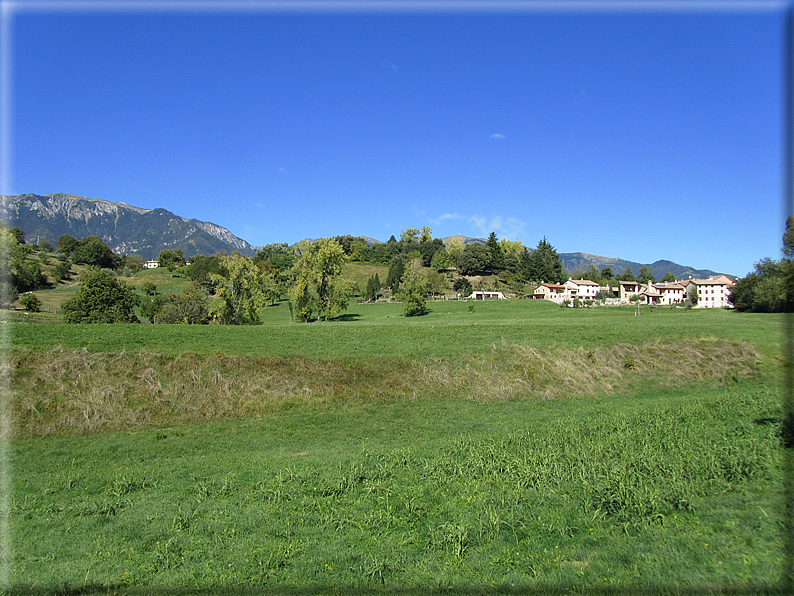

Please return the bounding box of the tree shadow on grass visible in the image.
[328,313,362,322]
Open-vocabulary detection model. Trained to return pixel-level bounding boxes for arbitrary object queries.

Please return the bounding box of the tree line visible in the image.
[727,215,794,313]
[3,225,613,323]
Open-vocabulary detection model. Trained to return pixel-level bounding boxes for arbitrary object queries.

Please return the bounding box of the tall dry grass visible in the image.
[10,338,758,437]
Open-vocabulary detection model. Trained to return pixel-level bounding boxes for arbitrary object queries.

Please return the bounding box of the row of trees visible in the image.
[728,215,794,313]
[326,228,570,284]
[59,234,444,323]
[10,225,609,322]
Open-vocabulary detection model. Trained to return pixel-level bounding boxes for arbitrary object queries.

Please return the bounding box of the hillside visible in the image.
[559,253,723,281]
[0,193,256,260]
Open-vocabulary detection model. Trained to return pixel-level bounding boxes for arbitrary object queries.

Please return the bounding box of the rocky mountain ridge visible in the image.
[0,193,255,260]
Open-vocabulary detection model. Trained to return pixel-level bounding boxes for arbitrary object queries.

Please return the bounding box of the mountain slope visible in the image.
[559,252,723,280]
[0,193,255,260]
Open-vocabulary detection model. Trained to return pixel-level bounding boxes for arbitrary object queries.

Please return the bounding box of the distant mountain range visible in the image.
[0,193,256,260]
[1,193,726,278]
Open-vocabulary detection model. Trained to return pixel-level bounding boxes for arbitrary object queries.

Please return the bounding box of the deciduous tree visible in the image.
[157,248,185,272]
[453,277,473,297]
[72,236,116,269]
[156,283,210,324]
[638,264,655,284]
[289,238,350,322]
[210,252,267,324]
[62,269,139,323]
[617,267,636,281]
[56,234,79,254]
[446,236,465,265]
[400,258,429,316]
[458,243,490,276]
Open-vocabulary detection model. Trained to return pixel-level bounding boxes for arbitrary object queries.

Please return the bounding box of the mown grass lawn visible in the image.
[7,301,788,594]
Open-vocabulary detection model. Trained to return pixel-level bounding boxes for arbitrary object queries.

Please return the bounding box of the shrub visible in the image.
[402,288,428,317]
[19,292,41,312]
[155,286,210,324]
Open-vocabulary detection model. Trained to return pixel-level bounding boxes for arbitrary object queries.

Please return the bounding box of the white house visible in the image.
[686,278,733,308]
[564,279,600,302]
[144,260,159,269]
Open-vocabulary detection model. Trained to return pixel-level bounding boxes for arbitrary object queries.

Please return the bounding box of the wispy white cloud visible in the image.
[431,213,465,224]
[489,133,505,139]
[429,213,525,240]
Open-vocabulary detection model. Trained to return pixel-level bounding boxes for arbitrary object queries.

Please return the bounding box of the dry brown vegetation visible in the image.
[10,338,758,437]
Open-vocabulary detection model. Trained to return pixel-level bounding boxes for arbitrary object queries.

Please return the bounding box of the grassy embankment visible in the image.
[7,298,788,594]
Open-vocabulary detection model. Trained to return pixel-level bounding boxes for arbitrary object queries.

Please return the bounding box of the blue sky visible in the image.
[5,1,786,276]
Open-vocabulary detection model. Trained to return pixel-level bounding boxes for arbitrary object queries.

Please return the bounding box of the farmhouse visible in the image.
[532,283,567,303]
[565,279,600,301]
[144,260,159,269]
[654,282,686,305]
[685,278,733,308]
[618,281,642,304]
[639,283,662,305]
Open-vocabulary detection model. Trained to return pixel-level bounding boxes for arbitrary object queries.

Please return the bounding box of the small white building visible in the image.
[144,260,159,269]
[470,290,505,300]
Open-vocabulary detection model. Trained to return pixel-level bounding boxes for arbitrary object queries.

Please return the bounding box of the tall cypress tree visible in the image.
[487,232,504,273]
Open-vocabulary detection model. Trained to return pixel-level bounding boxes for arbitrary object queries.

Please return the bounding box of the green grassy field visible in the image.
[7,301,789,594]
[12,300,784,362]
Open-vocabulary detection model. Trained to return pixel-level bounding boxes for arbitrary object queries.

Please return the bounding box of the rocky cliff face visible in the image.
[0,193,255,260]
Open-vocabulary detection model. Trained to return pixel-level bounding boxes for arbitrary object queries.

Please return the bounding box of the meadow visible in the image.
[7,300,789,594]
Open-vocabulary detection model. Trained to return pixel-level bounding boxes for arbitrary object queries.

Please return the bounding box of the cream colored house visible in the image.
[686,279,732,308]
[618,280,642,304]
[144,260,159,269]
[533,283,567,303]
[639,283,662,305]
[654,282,686,305]
[564,279,600,301]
